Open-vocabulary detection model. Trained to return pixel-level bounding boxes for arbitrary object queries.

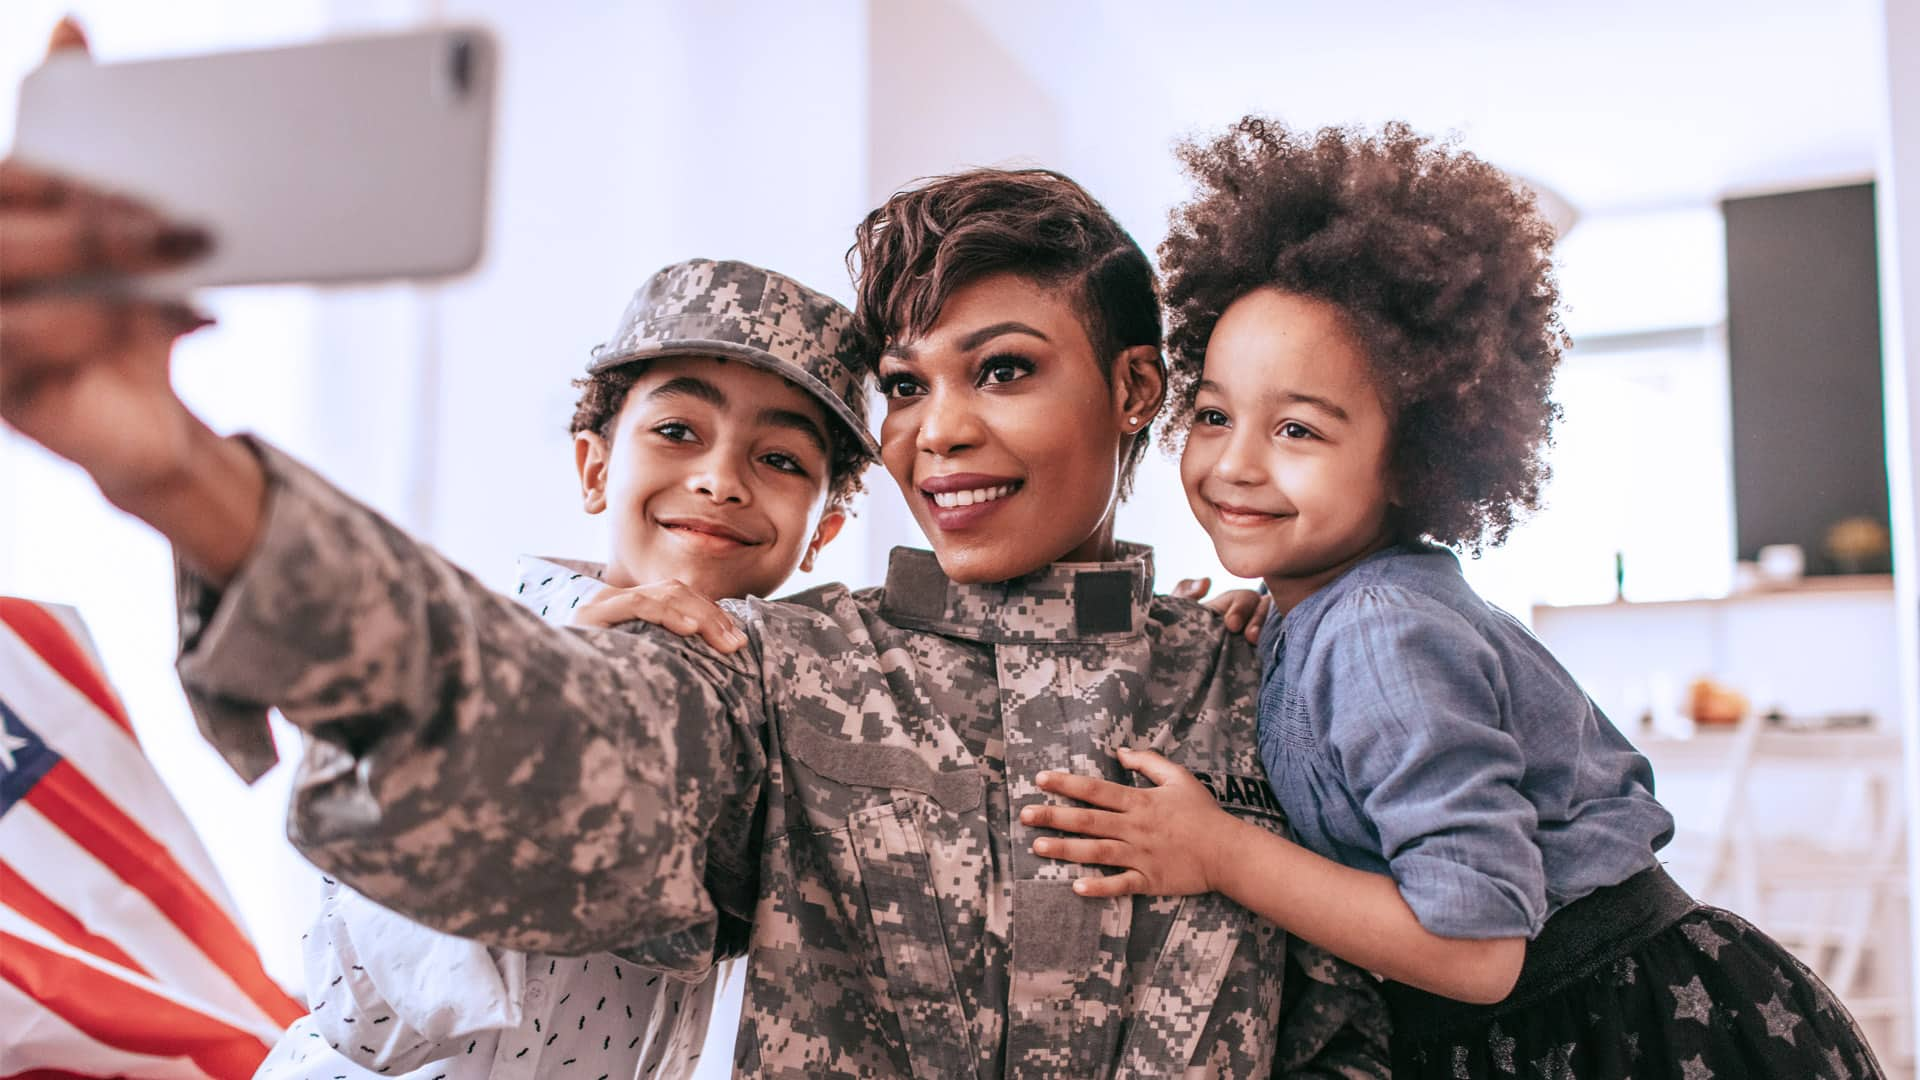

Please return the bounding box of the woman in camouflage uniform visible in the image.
[1,155,1387,1078]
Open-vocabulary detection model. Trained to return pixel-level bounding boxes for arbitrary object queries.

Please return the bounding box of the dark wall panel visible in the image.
[1725,183,1889,574]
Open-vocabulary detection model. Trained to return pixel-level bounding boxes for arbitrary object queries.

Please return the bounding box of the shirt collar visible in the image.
[877,543,1156,644]
[514,555,608,625]
[1262,539,1458,674]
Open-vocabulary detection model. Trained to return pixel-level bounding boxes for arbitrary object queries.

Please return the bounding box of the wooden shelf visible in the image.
[1535,575,1893,614]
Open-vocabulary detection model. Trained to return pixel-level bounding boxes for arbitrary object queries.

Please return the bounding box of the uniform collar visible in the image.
[514,555,609,624]
[877,544,1156,644]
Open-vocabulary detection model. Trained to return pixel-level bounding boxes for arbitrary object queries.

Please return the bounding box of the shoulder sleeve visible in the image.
[1304,586,1546,939]
[302,878,524,1072]
[174,437,771,954]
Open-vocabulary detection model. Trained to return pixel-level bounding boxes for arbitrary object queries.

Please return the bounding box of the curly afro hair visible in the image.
[568,361,868,511]
[1160,118,1567,551]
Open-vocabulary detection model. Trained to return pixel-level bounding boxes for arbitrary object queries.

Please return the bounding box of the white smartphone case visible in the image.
[13,26,497,293]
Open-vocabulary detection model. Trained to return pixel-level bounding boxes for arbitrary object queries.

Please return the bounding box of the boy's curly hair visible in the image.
[1160,118,1567,550]
[568,362,868,510]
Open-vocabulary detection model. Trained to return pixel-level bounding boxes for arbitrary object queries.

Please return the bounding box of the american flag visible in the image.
[0,597,304,1078]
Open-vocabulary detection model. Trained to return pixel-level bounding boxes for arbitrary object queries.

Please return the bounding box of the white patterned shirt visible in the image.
[255,559,729,1080]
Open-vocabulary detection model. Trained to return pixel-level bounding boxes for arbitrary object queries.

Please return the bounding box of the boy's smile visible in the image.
[576,355,844,600]
[654,513,766,550]
[1180,288,1398,614]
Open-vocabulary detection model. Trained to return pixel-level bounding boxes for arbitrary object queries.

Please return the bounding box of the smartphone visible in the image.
[12,26,497,293]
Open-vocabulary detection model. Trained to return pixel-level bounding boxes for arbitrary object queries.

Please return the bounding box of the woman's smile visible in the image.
[920,472,1025,529]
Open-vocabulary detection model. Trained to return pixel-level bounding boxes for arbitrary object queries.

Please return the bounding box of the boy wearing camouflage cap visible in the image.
[255,258,874,1080]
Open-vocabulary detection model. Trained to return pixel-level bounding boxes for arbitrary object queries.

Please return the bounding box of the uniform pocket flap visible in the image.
[1011,878,1104,972]
[786,716,984,813]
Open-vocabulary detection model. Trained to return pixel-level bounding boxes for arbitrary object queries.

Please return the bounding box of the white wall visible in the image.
[1877,0,1920,1054]
[411,1,874,596]
[864,0,1269,595]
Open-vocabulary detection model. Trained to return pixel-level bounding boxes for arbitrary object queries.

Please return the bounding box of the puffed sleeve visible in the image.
[1302,586,1545,939]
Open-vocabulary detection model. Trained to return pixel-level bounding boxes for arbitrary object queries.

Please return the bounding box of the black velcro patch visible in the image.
[1073,570,1134,636]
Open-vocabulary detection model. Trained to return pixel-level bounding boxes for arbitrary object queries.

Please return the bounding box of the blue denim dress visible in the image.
[1255,541,1671,939]
[1254,542,1886,1079]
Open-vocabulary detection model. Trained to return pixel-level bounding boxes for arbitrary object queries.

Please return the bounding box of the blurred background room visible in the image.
[3,1,1917,1076]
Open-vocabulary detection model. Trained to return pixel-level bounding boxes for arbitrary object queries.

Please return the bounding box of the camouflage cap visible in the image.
[588,259,879,458]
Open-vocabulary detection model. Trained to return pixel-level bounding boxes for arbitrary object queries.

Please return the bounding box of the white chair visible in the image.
[1729,727,1911,1073]
[1648,715,1763,906]
[1643,718,1913,1074]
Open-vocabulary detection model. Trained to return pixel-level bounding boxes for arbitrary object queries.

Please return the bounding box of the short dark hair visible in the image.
[1160,118,1567,551]
[848,168,1164,494]
[568,361,867,510]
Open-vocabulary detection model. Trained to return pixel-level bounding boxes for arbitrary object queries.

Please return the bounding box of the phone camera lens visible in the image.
[448,36,474,96]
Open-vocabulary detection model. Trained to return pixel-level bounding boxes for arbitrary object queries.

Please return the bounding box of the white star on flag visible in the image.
[0,726,30,772]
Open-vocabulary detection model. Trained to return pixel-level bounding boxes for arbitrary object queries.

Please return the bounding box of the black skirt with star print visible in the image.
[1381,865,1888,1080]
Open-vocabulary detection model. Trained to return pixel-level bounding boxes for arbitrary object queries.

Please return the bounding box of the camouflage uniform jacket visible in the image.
[177,441,1388,1079]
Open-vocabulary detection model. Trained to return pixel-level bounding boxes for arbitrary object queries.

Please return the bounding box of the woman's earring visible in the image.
[1127,416,1140,429]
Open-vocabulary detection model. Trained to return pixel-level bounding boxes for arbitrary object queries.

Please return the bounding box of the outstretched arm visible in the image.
[171,441,769,953]
[1028,749,1524,1005]
[1,158,770,955]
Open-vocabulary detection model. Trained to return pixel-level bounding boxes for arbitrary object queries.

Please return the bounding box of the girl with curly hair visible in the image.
[1027,118,1886,1079]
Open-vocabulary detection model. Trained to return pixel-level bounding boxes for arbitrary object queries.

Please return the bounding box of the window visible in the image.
[1465,208,1733,620]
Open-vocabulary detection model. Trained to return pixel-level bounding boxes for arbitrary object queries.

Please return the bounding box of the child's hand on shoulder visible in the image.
[1172,577,1270,644]
[572,580,748,653]
[1024,748,1250,898]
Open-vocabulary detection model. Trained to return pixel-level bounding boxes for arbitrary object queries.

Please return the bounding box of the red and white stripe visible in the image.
[0,598,303,1079]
